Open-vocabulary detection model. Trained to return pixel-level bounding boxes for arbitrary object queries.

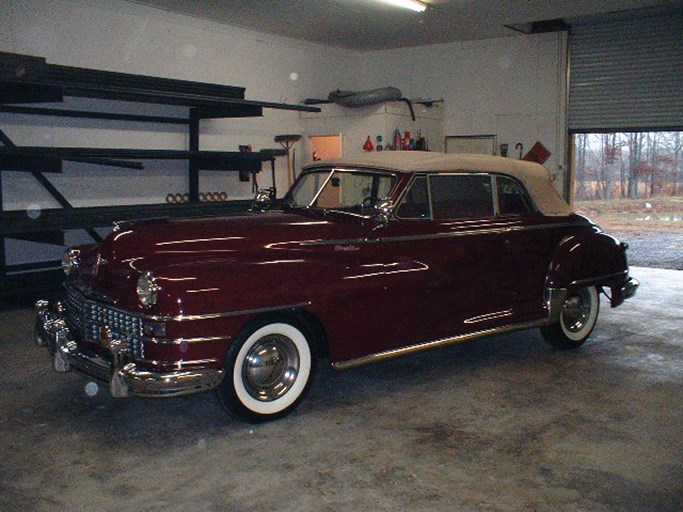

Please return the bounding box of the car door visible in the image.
[493,174,567,322]
[346,173,514,356]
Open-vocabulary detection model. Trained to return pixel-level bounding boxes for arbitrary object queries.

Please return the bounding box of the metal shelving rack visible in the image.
[0,51,317,297]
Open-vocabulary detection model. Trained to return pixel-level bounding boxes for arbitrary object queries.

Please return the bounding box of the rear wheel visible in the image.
[541,286,600,350]
[216,317,316,423]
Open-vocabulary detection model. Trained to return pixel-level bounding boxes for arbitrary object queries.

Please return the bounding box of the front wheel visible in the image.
[216,318,316,423]
[541,286,600,350]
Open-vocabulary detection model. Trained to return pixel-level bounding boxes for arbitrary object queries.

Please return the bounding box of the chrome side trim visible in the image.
[127,357,221,371]
[331,320,544,371]
[302,222,580,248]
[65,285,310,323]
[570,270,628,287]
[144,334,232,345]
[144,302,312,322]
[303,237,379,247]
[464,309,513,324]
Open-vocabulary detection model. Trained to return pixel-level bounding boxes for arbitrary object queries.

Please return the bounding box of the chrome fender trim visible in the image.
[570,270,627,288]
[64,283,310,324]
[144,334,232,346]
[142,301,312,322]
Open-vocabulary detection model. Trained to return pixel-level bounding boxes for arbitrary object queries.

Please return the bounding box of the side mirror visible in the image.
[251,188,276,212]
[374,198,395,229]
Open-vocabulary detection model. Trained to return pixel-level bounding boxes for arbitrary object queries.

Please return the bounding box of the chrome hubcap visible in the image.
[242,334,300,402]
[562,289,592,333]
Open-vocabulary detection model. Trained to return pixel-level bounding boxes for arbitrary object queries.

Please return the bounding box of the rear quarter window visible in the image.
[430,175,494,220]
[496,176,534,215]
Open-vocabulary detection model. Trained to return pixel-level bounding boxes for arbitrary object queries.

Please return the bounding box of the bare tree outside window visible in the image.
[571,131,682,270]
[573,131,683,201]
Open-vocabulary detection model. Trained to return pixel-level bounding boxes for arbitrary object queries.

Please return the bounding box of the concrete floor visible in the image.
[0,266,681,512]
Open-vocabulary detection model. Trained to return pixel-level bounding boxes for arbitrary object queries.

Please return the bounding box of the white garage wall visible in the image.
[1,0,357,264]
[354,33,568,189]
[1,0,568,266]
[1,0,357,210]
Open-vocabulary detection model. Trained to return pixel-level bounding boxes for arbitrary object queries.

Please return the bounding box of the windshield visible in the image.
[286,169,397,214]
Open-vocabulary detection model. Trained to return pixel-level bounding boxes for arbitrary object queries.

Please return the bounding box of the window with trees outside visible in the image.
[571,131,682,270]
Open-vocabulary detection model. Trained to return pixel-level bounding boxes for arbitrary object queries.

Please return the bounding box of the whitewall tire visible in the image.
[541,286,600,350]
[216,318,316,423]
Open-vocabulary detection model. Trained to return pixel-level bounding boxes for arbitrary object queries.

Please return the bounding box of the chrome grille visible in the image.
[63,286,143,359]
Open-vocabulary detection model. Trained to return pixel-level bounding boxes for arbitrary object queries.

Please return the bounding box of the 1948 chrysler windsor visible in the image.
[35,152,638,422]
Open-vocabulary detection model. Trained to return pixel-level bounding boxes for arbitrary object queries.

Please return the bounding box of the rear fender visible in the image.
[545,232,628,291]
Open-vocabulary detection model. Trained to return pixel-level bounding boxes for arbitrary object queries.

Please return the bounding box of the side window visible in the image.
[430,175,494,220]
[496,176,533,215]
[396,176,430,219]
[315,172,396,209]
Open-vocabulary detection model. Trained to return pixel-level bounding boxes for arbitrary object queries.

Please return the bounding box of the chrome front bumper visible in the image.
[34,300,224,398]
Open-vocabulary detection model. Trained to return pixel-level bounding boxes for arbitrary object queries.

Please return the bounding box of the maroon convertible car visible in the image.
[36,152,638,422]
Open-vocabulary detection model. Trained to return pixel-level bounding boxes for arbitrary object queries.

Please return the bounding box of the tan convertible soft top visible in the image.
[304,152,572,217]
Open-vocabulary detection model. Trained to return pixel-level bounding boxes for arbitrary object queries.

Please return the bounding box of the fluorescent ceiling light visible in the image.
[379,0,427,13]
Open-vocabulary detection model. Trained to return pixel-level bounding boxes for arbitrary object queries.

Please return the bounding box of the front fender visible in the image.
[150,256,334,318]
[545,232,629,290]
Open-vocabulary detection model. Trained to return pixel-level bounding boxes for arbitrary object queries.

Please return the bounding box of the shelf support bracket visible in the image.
[189,108,200,203]
[0,128,102,243]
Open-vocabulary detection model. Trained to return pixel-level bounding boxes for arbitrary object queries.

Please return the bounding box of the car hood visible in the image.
[69,209,370,312]
[87,209,365,276]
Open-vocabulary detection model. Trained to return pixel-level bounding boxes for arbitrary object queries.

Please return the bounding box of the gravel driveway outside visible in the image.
[610,230,683,270]
[575,198,682,271]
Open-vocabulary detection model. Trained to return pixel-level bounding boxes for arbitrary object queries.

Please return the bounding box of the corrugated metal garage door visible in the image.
[568,11,683,132]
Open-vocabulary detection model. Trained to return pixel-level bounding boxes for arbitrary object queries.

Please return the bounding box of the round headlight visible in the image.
[136,271,158,308]
[62,249,80,275]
